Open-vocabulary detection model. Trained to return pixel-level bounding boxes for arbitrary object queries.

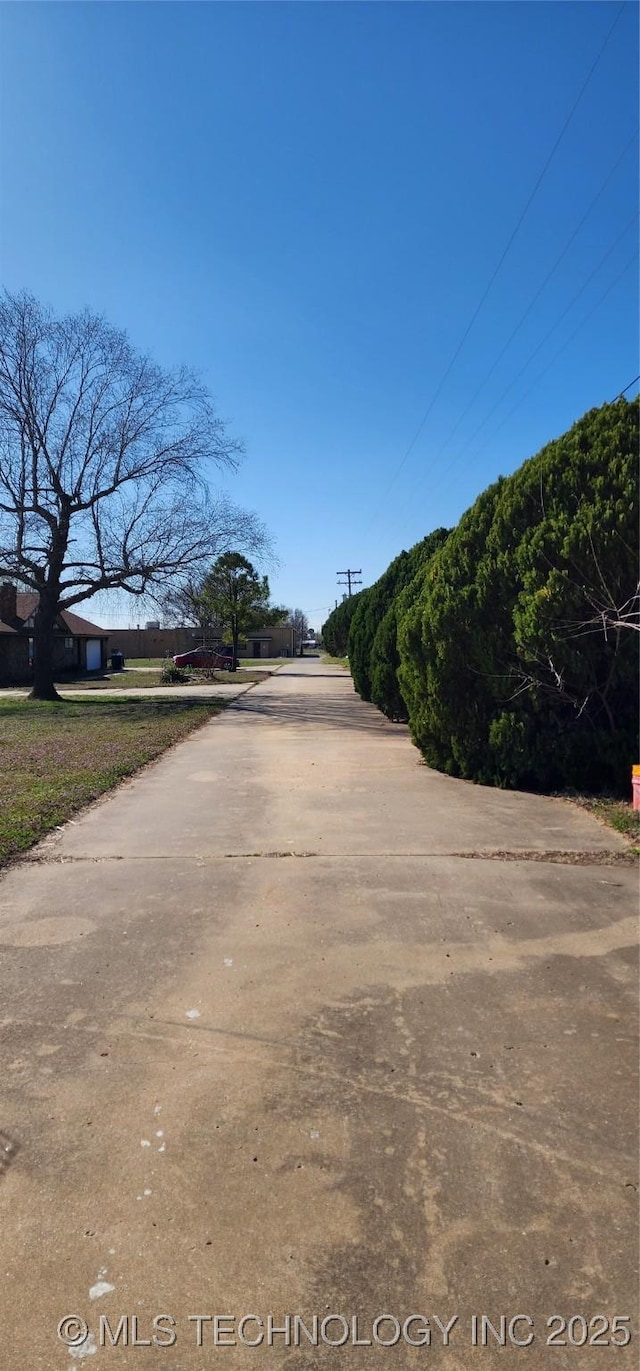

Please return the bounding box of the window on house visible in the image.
[64,637,74,650]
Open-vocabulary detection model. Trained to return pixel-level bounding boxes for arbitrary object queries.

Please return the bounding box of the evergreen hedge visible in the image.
[321,591,363,658]
[348,528,449,709]
[397,399,638,791]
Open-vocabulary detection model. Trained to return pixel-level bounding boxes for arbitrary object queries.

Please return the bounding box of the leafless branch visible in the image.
[0,290,271,695]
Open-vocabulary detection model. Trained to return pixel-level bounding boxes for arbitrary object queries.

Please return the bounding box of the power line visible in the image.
[363,0,628,533]
[407,129,638,480]
[391,212,638,528]
[455,215,638,455]
[426,251,638,509]
[472,251,638,456]
[613,374,640,400]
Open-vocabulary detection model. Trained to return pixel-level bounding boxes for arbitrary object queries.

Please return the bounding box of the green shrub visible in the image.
[348,534,449,702]
[160,661,188,684]
[321,592,363,659]
[365,530,450,717]
[397,398,639,792]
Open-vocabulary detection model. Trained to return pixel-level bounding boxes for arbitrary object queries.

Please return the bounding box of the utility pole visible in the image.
[337,569,362,597]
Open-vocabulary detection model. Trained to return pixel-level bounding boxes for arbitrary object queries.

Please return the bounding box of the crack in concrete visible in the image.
[19,848,636,867]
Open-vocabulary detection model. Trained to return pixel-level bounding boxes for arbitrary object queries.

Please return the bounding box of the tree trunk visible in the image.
[231,617,239,672]
[29,595,61,701]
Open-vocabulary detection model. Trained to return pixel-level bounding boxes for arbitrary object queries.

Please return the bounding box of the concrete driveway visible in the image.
[0,660,637,1368]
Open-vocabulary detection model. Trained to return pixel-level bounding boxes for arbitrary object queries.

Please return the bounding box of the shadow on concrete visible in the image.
[234,689,407,735]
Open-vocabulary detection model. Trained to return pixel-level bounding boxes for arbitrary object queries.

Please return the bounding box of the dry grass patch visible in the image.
[567,793,640,848]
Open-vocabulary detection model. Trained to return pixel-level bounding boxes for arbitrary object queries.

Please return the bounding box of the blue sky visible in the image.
[0,1,637,630]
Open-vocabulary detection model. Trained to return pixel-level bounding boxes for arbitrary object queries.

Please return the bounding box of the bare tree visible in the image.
[159,495,271,640]
[582,583,640,635]
[503,528,639,729]
[287,608,309,656]
[559,538,640,638]
[161,578,215,639]
[0,290,267,698]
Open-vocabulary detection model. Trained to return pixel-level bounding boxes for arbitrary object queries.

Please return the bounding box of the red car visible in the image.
[172,648,234,670]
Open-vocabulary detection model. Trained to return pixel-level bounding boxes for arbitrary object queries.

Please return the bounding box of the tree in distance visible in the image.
[0,290,268,699]
[288,607,309,656]
[197,551,287,669]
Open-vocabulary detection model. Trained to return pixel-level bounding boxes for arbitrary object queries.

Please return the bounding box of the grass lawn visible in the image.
[4,666,274,691]
[55,669,166,690]
[238,658,285,668]
[322,652,350,669]
[0,696,225,868]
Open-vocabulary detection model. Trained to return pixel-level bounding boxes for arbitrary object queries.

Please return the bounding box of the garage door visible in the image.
[86,640,102,671]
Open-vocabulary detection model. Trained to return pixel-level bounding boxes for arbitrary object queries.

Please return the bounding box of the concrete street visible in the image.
[0,659,637,1368]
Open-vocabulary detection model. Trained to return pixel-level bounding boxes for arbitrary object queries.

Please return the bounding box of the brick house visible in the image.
[0,584,109,685]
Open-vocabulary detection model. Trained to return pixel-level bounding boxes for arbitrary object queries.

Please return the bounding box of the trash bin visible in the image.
[110,650,124,671]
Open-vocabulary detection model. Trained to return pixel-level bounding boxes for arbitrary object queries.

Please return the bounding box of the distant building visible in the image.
[240,624,296,658]
[105,622,297,660]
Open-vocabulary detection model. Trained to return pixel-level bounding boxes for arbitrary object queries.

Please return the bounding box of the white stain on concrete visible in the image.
[69,1331,98,1359]
[154,1104,162,1115]
[155,1130,163,1139]
[140,1139,151,1147]
[223,957,234,968]
[158,1142,166,1153]
[89,1278,115,1300]
[185,1008,201,1019]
